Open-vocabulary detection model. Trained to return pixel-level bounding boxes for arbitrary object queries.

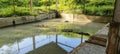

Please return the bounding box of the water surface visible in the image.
[0,19,105,54]
[0,34,86,54]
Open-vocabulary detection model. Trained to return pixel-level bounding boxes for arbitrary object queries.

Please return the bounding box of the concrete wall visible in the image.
[0,13,56,28]
[60,13,112,23]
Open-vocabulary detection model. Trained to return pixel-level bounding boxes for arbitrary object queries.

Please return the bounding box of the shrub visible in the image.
[0,7,38,17]
[15,8,31,16]
[85,0,114,16]
[0,7,14,17]
[86,5,114,16]
[0,0,115,17]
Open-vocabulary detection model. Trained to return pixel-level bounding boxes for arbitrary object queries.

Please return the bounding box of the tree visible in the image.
[83,0,86,14]
[13,0,16,15]
[30,0,33,11]
[56,0,58,10]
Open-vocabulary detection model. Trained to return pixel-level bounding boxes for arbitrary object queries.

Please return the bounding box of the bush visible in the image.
[0,7,14,17]
[0,7,38,17]
[15,8,31,16]
[0,0,115,17]
[86,1,114,7]
[85,0,114,16]
[86,5,114,16]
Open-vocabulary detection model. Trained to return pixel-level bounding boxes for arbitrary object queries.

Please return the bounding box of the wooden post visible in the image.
[106,0,120,54]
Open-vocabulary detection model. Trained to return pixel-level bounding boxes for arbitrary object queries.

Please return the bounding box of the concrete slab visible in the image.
[77,43,106,54]
[95,23,109,35]
[70,23,109,54]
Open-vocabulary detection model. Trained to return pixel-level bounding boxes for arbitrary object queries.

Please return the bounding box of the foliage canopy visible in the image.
[0,0,115,17]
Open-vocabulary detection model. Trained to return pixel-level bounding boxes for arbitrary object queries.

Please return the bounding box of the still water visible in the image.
[0,19,105,54]
[0,34,86,54]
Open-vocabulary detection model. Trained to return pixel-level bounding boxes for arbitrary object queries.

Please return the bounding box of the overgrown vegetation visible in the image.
[0,0,115,17]
[0,7,37,17]
[86,0,115,16]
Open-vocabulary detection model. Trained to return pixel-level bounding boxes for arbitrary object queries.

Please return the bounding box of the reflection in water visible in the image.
[32,35,36,50]
[0,34,86,54]
[0,19,105,54]
[17,40,20,53]
[56,34,58,45]
[81,34,83,43]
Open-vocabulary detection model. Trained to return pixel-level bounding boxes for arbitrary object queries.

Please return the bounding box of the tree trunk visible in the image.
[106,22,120,54]
[106,0,120,54]
[83,0,86,14]
[56,0,58,11]
[30,0,33,11]
[13,0,16,15]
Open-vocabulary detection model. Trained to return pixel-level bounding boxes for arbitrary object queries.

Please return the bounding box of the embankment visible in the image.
[0,13,56,28]
[61,13,112,23]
